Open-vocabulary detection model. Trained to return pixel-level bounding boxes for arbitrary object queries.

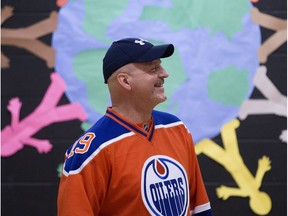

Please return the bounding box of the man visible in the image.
[58,38,212,216]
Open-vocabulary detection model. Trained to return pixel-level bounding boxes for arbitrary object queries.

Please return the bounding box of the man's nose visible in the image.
[159,66,169,78]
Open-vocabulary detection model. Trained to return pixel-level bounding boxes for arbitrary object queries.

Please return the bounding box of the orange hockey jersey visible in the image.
[58,107,212,216]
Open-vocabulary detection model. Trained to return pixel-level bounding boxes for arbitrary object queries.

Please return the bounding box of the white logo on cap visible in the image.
[135,39,147,46]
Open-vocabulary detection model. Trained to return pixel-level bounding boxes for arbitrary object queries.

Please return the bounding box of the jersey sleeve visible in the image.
[186,130,212,216]
[57,137,111,216]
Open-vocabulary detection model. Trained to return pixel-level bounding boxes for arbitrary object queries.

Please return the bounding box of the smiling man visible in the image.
[57,38,212,216]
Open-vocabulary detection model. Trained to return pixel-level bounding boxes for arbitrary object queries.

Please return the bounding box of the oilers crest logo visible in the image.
[141,155,189,216]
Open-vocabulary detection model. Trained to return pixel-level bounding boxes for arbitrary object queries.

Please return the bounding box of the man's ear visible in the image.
[117,73,131,90]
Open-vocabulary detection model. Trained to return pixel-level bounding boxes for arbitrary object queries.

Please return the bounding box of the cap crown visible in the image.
[103,38,174,83]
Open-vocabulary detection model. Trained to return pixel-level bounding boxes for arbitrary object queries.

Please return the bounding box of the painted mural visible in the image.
[1,0,287,215]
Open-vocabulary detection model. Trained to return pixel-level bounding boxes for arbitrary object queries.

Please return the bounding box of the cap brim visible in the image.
[135,44,174,62]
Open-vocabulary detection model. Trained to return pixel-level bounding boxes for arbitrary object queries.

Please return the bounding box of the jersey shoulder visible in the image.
[152,110,181,125]
[63,115,132,175]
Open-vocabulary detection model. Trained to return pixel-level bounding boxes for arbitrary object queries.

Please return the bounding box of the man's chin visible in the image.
[154,95,167,106]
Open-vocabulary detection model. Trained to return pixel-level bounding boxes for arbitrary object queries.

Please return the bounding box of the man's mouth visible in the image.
[154,80,164,87]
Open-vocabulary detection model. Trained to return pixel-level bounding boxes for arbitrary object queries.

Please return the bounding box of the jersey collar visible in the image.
[105,107,155,142]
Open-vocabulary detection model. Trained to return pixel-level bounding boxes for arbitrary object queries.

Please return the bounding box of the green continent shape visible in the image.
[73,49,110,116]
[83,0,129,42]
[208,65,249,106]
[140,0,249,39]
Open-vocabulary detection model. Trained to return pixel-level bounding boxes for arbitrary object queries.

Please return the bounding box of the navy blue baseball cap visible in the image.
[103,38,174,83]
